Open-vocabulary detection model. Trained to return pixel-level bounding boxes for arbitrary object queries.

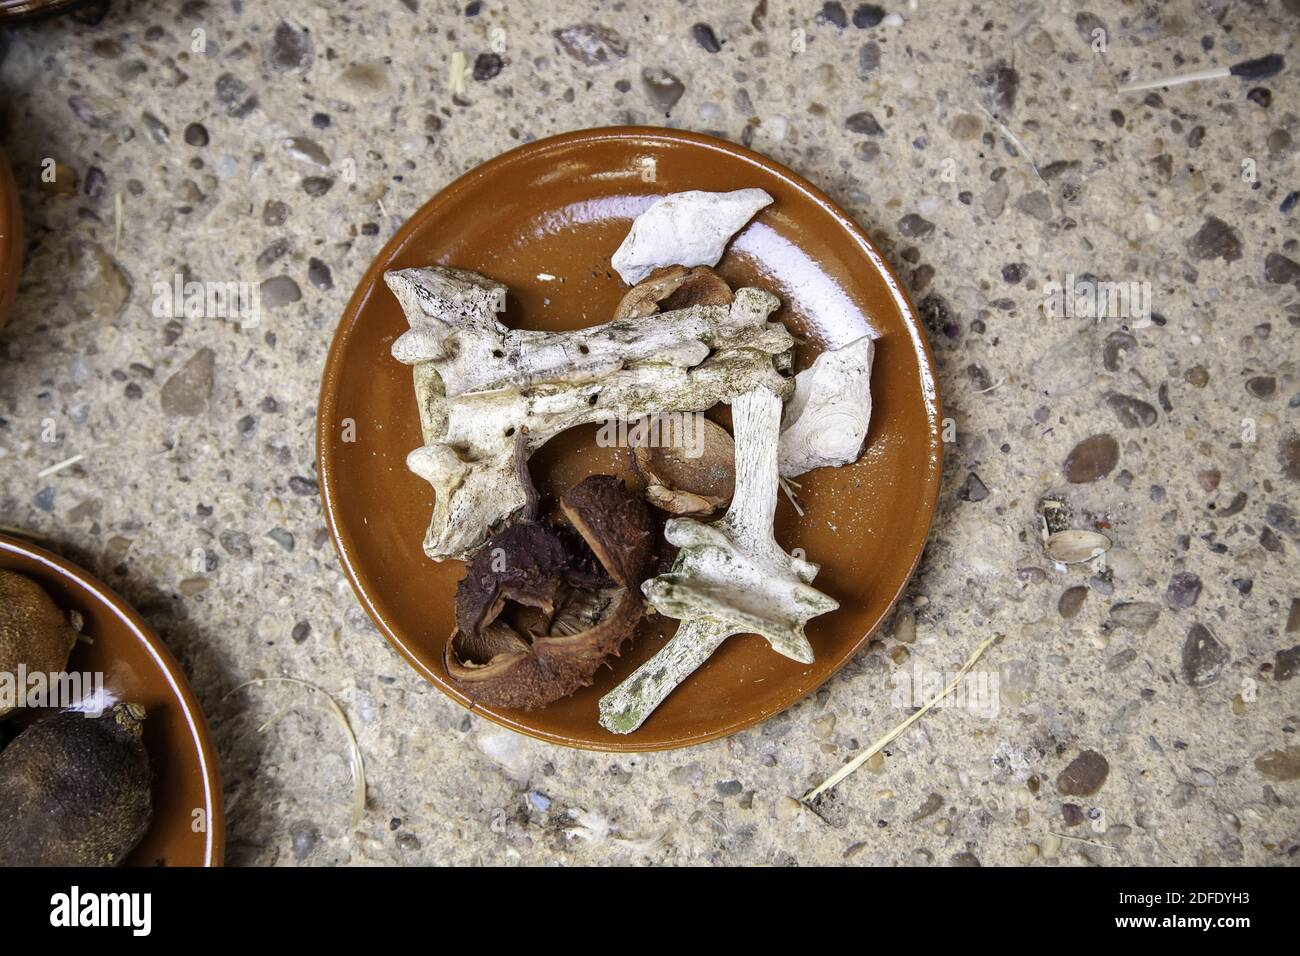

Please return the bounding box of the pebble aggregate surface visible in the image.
[0,0,1297,865]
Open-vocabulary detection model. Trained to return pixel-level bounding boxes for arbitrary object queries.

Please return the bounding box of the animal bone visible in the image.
[385,266,794,560]
[599,386,839,734]
[611,189,773,285]
[777,334,876,478]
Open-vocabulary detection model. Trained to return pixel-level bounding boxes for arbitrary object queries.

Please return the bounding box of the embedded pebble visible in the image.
[1182,623,1228,687]
[846,111,883,135]
[1063,434,1118,483]
[284,136,331,168]
[897,213,934,238]
[981,60,1019,112]
[141,112,170,144]
[270,22,313,72]
[1254,747,1300,782]
[473,53,503,81]
[1015,191,1053,221]
[307,258,334,291]
[949,113,981,140]
[160,348,215,418]
[1110,602,1160,633]
[957,472,987,501]
[1056,750,1109,796]
[1282,433,1300,481]
[67,241,130,320]
[1058,586,1087,619]
[268,528,296,551]
[262,200,289,226]
[337,62,393,100]
[1105,393,1156,428]
[853,4,885,28]
[1165,572,1202,609]
[692,23,721,53]
[302,176,334,197]
[1186,216,1243,262]
[857,42,881,76]
[215,73,258,118]
[553,24,627,66]
[1277,646,1300,682]
[260,276,303,309]
[290,821,321,861]
[1246,376,1276,399]
[816,2,848,28]
[1264,253,1300,284]
[641,67,685,113]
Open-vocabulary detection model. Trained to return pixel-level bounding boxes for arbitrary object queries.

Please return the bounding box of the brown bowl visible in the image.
[0,534,225,865]
[0,149,21,333]
[0,0,89,20]
[318,127,942,751]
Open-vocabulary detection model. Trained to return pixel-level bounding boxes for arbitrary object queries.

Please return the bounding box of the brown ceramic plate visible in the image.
[319,127,941,751]
[0,149,20,333]
[0,534,225,865]
[0,0,88,20]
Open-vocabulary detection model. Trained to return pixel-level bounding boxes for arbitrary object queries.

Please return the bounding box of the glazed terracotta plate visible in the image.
[319,127,941,751]
[0,534,224,865]
[0,150,20,333]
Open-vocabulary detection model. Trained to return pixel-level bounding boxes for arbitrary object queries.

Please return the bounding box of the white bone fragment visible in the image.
[599,386,839,734]
[777,334,875,478]
[385,266,794,560]
[611,189,773,285]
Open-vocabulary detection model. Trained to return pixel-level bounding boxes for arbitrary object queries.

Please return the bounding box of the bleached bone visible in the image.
[611,189,773,285]
[778,334,876,478]
[386,266,794,560]
[599,386,839,734]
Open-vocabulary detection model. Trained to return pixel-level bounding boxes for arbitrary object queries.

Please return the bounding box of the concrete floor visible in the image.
[0,0,1297,865]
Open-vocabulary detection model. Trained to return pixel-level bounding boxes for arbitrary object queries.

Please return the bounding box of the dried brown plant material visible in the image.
[445,476,654,710]
[0,570,80,718]
[630,415,735,516]
[612,265,733,322]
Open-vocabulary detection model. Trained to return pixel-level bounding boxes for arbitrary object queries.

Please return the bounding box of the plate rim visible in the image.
[0,148,22,334]
[0,533,226,866]
[318,125,944,752]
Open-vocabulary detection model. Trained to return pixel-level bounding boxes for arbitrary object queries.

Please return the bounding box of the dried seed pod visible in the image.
[630,416,736,516]
[558,474,655,587]
[612,265,734,322]
[1044,529,1112,564]
[0,570,80,719]
[445,476,653,710]
[0,703,152,867]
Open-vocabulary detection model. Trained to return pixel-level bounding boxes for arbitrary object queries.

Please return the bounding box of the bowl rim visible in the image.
[317,125,944,752]
[0,533,226,865]
[0,149,22,333]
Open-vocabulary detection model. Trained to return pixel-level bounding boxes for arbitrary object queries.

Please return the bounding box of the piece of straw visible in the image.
[803,633,1002,802]
[224,677,366,828]
[0,524,49,540]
